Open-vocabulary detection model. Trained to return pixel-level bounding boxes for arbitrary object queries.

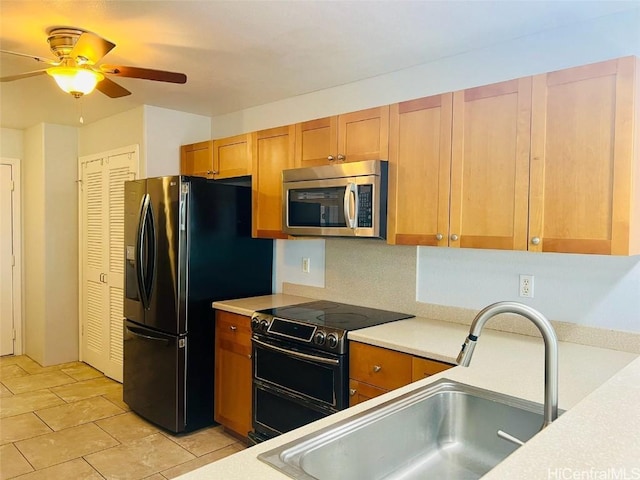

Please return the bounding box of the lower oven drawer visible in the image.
[253,383,334,438]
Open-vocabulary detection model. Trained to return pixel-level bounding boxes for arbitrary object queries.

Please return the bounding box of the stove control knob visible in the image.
[251,316,261,331]
[259,319,270,332]
[314,331,326,345]
[326,333,339,349]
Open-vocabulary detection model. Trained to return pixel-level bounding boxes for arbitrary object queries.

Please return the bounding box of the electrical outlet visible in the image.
[519,274,534,298]
[302,257,310,273]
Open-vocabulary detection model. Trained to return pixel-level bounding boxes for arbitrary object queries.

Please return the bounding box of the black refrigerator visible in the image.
[123,175,272,433]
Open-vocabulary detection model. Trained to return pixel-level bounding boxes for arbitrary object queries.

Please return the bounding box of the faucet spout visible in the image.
[456,301,559,428]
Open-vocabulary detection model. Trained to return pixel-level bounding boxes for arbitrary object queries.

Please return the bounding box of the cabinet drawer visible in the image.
[411,357,453,382]
[349,342,412,391]
[215,311,251,355]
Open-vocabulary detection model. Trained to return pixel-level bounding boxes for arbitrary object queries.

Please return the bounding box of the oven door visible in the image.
[252,335,347,409]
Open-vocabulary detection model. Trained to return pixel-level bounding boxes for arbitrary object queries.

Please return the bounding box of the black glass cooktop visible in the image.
[258,301,414,331]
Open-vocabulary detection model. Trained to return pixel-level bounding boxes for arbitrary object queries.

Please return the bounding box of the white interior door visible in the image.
[0,164,14,356]
[80,147,137,382]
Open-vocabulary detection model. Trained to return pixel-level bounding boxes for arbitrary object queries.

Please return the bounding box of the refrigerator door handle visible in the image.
[144,197,157,308]
[137,193,151,309]
[126,325,171,345]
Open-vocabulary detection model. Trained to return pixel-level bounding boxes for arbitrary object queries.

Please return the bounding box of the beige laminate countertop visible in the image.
[212,293,314,317]
[192,295,640,480]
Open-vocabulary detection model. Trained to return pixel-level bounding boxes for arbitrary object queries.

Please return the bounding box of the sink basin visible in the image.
[259,379,558,480]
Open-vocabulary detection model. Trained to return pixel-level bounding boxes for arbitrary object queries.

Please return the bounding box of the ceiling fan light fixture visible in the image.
[46,66,104,98]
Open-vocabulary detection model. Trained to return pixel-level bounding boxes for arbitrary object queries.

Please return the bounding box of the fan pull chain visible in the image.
[78,97,84,124]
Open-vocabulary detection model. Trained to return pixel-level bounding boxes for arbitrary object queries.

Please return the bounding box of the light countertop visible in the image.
[192,295,640,480]
[212,294,314,317]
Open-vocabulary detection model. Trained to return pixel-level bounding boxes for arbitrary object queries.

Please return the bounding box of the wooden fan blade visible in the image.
[71,32,115,64]
[0,49,59,65]
[95,76,131,98]
[101,65,187,84]
[0,70,48,82]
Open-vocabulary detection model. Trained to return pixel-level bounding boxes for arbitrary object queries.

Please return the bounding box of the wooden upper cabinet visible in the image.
[294,116,338,168]
[252,125,295,239]
[180,140,214,178]
[449,77,533,250]
[294,106,390,167]
[388,94,453,246]
[181,135,251,180]
[529,57,640,255]
[211,134,252,179]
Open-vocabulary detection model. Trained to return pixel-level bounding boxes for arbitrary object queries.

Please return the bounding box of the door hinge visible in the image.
[10,181,15,191]
[11,255,15,267]
[12,329,16,340]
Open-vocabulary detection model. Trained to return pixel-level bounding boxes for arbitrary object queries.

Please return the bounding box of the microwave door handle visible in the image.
[343,182,358,229]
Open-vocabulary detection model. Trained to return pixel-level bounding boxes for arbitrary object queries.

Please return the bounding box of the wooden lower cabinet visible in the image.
[214,311,253,438]
[349,341,453,407]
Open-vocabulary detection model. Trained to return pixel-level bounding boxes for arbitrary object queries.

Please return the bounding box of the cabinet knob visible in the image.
[349,388,356,396]
[450,234,459,242]
[435,233,443,241]
[229,325,237,331]
[206,170,219,175]
[337,154,346,162]
[531,236,541,245]
[373,365,382,373]
[327,155,335,162]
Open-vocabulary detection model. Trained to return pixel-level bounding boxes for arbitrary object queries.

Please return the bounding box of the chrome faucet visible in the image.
[456,301,559,428]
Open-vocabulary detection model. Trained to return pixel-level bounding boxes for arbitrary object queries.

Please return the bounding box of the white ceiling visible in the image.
[1,0,638,130]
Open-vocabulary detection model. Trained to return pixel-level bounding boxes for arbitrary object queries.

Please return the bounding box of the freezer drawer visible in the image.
[123,320,186,432]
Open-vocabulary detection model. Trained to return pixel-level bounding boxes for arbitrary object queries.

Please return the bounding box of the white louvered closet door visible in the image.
[80,148,137,382]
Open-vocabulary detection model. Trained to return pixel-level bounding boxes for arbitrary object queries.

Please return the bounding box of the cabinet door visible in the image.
[388,94,453,246]
[348,379,387,407]
[214,311,252,437]
[180,141,214,178]
[252,125,295,238]
[349,342,412,391]
[212,134,252,179]
[338,106,390,163]
[449,78,532,250]
[529,57,640,255]
[411,357,453,382]
[294,117,338,168]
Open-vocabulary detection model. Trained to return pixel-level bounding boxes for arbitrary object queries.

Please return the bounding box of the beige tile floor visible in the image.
[0,355,245,479]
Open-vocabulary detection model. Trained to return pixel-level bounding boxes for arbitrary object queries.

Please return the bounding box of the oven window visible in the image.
[288,187,346,227]
[254,386,329,436]
[254,343,341,406]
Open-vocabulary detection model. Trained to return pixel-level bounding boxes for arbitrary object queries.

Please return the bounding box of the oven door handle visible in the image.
[253,338,340,366]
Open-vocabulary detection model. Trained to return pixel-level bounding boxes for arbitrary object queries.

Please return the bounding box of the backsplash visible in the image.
[277,238,640,354]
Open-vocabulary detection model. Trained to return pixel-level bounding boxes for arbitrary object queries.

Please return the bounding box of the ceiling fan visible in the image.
[0,27,187,98]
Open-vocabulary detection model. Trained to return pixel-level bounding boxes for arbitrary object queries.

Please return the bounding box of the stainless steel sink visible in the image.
[259,379,559,480]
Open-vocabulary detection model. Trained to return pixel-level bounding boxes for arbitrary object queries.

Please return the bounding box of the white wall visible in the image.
[416,248,640,332]
[23,123,79,365]
[0,128,23,158]
[261,8,640,334]
[143,105,211,177]
[273,239,325,292]
[211,8,640,138]
[78,106,146,173]
[23,125,45,362]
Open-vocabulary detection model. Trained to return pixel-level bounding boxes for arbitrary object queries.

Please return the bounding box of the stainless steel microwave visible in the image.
[282,160,388,238]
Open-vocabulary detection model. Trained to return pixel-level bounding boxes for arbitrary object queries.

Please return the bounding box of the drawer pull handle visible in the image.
[373,365,382,373]
[349,388,356,396]
[229,325,237,331]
